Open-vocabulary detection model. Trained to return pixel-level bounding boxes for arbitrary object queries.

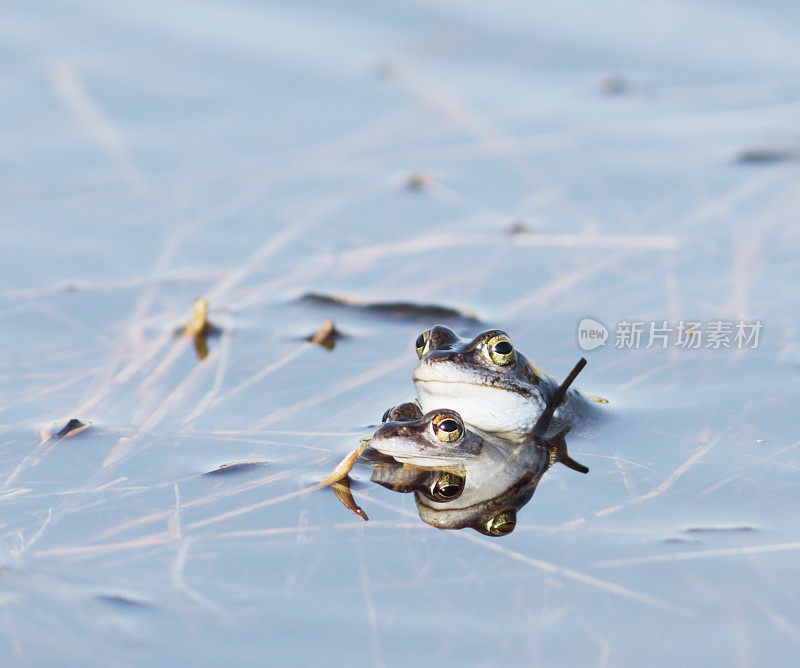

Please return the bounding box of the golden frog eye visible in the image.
[430,472,465,501]
[415,331,431,358]
[484,511,516,536]
[485,334,515,366]
[431,412,463,442]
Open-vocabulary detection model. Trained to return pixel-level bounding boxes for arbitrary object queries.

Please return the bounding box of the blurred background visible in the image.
[2,1,800,665]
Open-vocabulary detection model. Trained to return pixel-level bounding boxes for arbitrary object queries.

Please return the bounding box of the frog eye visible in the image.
[483,511,516,536]
[431,412,463,442]
[485,334,515,366]
[381,408,391,423]
[430,472,465,501]
[415,331,431,358]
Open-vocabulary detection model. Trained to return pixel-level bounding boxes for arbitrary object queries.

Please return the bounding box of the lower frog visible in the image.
[413,325,604,440]
[364,401,586,535]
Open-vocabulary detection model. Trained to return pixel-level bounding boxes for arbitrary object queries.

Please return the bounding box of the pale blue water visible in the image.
[2,1,800,665]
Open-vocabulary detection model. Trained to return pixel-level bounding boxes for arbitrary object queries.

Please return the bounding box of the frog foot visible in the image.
[330,476,368,521]
[546,429,589,474]
[319,437,370,487]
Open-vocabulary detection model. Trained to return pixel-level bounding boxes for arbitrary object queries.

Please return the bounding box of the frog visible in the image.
[412,325,601,441]
[366,405,553,536]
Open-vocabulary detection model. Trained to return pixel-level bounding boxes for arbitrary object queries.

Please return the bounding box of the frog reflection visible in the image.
[361,402,586,536]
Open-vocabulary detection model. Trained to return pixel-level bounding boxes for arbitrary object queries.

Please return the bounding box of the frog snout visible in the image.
[421,350,461,366]
[426,325,460,350]
[373,423,414,441]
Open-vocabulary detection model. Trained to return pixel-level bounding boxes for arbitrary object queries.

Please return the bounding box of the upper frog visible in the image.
[412,325,594,440]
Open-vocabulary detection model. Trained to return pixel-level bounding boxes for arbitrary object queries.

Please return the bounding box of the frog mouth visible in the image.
[370,435,477,467]
[412,373,522,396]
[414,359,508,388]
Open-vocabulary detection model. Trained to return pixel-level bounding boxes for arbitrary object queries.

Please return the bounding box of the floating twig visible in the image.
[204,461,269,476]
[179,298,221,360]
[532,357,589,474]
[306,318,344,351]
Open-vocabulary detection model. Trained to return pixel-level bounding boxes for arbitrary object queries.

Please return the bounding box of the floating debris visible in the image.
[181,297,220,337]
[507,220,531,234]
[684,526,755,534]
[736,148,799,164]
[305,318,344,351]
[599,73,628,95]
[178,298,221,360]
[405,172,430,190]
[40,418,91,445]
[298,292,481,326]
[96,592,153,609]
[331,476,368,521]
[204,461,268,476]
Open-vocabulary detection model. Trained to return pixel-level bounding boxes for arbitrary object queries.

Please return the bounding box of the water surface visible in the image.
[2,1,800,665]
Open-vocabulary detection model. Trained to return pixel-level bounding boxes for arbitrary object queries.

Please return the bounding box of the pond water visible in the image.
[2,0,800,665]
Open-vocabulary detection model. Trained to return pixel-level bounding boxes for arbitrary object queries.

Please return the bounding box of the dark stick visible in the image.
[532,357,587,440]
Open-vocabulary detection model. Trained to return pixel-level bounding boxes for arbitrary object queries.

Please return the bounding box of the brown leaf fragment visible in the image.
[179,298,222,360]
[307,318,344,351]
[332,477,368,521]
